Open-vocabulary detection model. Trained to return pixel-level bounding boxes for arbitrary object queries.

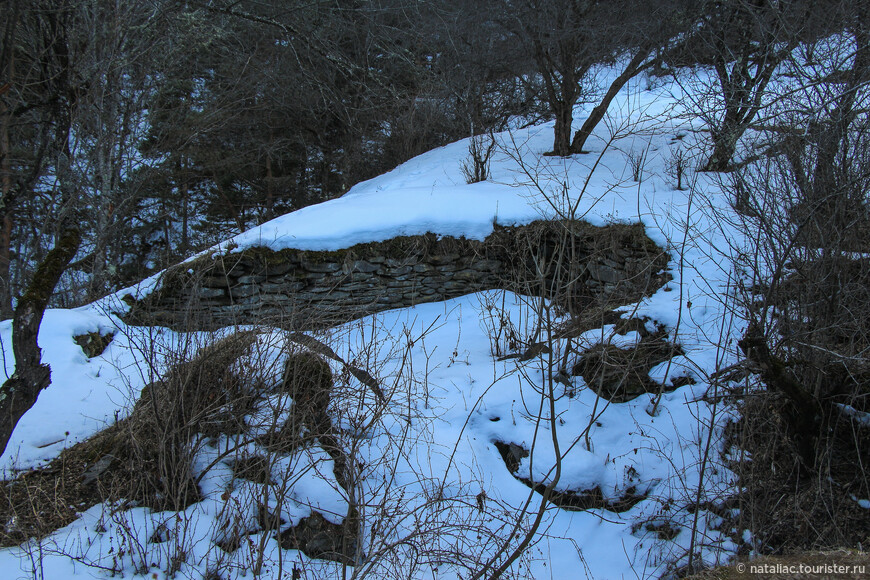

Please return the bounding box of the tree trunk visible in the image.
[0,227,81,457]
[703,52,779,172]
[265,153,274,221]
[571,51,650,154]
[703,60,746,172]
[703,126,740,172]
[738,324,820,469]
[181,177,189,255]
[811,26,869,202]
[0,213,12,320]
[0,82,13,319]
[177,156,189,255]
[551,102,573,157]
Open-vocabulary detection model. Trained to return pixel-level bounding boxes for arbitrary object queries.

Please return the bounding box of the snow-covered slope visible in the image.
[0,73,744,579]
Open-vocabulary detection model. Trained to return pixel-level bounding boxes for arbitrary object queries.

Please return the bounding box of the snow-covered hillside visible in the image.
[0,73,745,579]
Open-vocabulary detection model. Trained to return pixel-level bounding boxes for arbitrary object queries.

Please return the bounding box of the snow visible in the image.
[836,404,870,428]
[0,309,139,471]
[0,71,746,579]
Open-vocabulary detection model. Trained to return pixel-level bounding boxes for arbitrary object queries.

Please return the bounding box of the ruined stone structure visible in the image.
[126,220,670,330]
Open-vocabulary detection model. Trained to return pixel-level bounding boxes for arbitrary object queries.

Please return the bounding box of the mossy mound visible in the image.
[571,320,683,402]
[280,350,333,428]
[73,331,115,358]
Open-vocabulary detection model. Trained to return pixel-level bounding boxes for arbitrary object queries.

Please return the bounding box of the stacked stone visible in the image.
[129,221,669,330]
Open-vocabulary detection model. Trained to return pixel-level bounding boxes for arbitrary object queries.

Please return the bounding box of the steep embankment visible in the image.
[0,76,744,580]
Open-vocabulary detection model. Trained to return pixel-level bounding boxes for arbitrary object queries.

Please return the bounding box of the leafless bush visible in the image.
[463,124,736,578]
[666,145,691,190]
[123,331,261,510]
[477,290,528,359]
[461,131,498,184]
[6,298,553,578]
[625,145,650,182]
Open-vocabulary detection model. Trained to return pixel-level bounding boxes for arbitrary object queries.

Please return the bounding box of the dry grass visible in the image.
[0,425,122,546]
[117,331,261,510]
[571,318,685,402]
[0,331,265,546]
[723,389,870,557]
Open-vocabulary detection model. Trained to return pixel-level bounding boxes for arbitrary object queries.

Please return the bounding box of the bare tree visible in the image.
[569,0,691,154]
[0,0,83,456]
[486,0,603,157]
[459,0,694,158]
[671,0,829,171]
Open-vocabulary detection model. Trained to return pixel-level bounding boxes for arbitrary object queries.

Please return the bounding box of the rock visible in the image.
[200,275,231,288]
[265,262,294,276]
[471,259,502,272]
[352,260,380,273]
[588,263,623,284]
[386,265,413,276]
[237,274,267,284]
[228,285,260,298]
[304,262,340,273]
[199,287,226,299]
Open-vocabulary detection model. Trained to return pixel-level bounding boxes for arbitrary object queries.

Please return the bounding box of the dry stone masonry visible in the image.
[126,220,670,330]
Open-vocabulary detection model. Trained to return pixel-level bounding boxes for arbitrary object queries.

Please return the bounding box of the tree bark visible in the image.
[811,25,869,204]
[181,170,189,255]
[0,227,81,457]
[702,51,779,171]
[704,123,741,172]
[0,75,14,319]
[570,50,650,154]
[551,102,573,157]
[265,152,274,221]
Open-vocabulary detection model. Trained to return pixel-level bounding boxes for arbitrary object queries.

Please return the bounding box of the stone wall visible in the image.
[126,220,670,330]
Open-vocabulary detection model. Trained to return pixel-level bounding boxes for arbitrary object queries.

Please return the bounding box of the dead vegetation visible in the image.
[120,331,261,510]
[0,330,265,547]
[73,331,115,358]
[1,214,684,575]
[279,511,356,565]
[570,321,684,403]
[493,440,650,513]
[280,350,334,433]
[0,427,116,546]
[724,391,870,556]
[0,327,367,572]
